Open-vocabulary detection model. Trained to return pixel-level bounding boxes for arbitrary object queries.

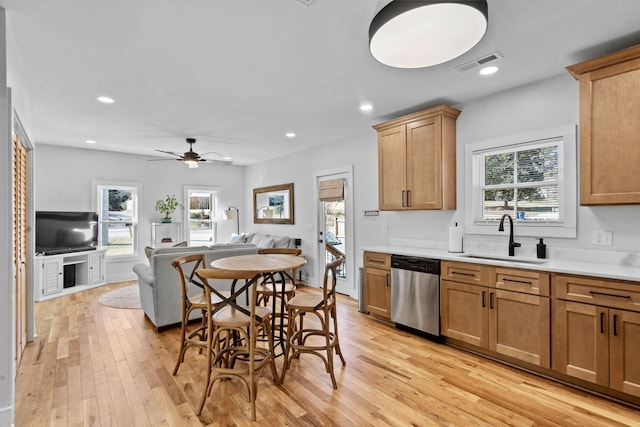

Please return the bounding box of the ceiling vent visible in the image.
[455,51,503,72]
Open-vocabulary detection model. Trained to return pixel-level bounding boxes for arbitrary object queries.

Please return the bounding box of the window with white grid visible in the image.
[465,126,577,238]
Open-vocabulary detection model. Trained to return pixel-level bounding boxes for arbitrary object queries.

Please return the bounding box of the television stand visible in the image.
[35,249,106,301]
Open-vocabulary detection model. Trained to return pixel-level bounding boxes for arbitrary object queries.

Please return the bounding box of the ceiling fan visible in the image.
[149,138,232,168]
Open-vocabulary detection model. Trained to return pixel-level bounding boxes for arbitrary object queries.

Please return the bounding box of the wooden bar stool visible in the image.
[281,256,345,389]
[195,267,279,420]
[171,253,221,377]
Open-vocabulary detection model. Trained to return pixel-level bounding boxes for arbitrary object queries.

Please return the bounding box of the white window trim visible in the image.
[183,185,220,245]
[464,125,577,239]
[92,180,141,260]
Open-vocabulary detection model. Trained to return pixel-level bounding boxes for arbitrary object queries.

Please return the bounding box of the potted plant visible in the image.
[155,194,182,223]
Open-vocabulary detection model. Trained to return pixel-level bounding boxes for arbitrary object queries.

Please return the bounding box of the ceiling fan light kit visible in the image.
[369,0,489,69]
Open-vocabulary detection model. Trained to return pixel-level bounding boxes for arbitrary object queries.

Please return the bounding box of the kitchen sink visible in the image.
[458,253,549,264]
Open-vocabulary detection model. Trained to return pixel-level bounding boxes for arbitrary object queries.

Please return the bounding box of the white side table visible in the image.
[151,222,183,248]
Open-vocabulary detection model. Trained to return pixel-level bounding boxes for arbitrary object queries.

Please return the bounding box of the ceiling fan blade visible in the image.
[154,149,183,157]
[199,151,223,158]
[147,158,178,162]
[201,158,233,166]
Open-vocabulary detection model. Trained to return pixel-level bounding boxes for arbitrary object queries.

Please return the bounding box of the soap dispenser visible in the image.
[536,238,546,259]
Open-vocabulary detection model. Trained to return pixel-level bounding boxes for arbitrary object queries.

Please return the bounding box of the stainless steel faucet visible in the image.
[498,214,521,256]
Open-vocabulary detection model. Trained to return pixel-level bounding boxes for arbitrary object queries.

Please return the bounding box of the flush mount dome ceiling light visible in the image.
[369,0,488,69]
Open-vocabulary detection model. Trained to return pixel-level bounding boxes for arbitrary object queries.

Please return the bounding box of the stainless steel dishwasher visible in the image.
[390,255,441,338]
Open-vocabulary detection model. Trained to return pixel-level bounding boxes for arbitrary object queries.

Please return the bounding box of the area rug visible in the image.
[98,285,141,309]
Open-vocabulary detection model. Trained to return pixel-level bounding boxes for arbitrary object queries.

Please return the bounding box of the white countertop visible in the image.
[362,245,640,283]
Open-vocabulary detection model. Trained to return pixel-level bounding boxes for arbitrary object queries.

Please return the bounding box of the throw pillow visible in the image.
[257,237,274,249]
[272,235,291,248]
[229,233,244,244]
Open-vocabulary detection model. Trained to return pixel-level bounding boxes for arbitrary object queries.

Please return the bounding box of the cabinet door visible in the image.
[378,125,407,210]
[364,267,391,319]
[489,289,550,367]
[609,309,640,398]
[575,55,640,205]
[406,117,442,210]
[89,252,105,285]
[41,258,63,296]
[553,300,609,386]
[440,280,488,347]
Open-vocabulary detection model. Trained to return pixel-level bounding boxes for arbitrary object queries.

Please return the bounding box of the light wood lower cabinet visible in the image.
[440,261,551,368]
[553,274,640,398]
[362,252,391,320]
[441,280,550,367]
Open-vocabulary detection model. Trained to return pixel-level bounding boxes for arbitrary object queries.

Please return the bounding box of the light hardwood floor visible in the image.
[15,281,640,426]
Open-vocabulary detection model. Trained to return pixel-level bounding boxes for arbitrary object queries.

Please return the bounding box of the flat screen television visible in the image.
[36,211,99,255]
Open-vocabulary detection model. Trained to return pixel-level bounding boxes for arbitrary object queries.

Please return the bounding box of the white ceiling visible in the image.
[2,0,640,165]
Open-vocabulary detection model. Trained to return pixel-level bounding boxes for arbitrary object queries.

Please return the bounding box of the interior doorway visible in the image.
[315,167,354,296]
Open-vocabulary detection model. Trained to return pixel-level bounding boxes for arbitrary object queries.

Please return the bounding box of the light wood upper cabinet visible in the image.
[374,105,460,210]
[567,44,640,205]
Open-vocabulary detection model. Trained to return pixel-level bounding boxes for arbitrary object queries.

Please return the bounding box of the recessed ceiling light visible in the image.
[85,139,97,144]
[96,96,114,104]
[286,132,296,138]
[479,65,498,75]
[360,103,373,112]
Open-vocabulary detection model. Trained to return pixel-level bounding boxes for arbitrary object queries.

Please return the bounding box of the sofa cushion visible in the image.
[229,233,245,244]
[257,236,274,248]
[272,235,291,248]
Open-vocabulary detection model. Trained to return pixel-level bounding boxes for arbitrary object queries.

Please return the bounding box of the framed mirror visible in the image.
[253,183,294,224]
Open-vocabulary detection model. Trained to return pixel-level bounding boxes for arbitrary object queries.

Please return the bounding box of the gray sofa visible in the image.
[133,243,260,330]
[235,232,297,249]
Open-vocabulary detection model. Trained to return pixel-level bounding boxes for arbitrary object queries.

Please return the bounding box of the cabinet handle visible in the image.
[600,312,605,334]
[401,190,406,207]
[613,314,618,336]
[490,292,494,309]
[386,274,390,287]
[482,291,486,307]
[589,291,631,300]
[406,190,411,207]
[452,271,475,277]
[502,278,532,286]
[369,259,385,264]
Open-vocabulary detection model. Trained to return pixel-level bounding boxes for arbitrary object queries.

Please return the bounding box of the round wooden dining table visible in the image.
[211,253,307,356]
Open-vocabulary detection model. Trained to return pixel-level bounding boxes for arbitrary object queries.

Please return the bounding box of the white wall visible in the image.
[34,144,247,282]
[455,73,640,259]
[0,7,30,424]
[245,72,640,287]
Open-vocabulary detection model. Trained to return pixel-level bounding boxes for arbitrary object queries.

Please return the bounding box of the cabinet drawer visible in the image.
[495,268,550,296]
[364,252,391,270]
[442,261,488,286]
[556,274,640,312]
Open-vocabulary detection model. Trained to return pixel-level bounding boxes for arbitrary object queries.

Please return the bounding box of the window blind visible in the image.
[318,178,345,201]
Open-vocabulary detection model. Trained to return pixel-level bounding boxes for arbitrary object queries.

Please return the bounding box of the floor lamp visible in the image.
[224,206,239,235]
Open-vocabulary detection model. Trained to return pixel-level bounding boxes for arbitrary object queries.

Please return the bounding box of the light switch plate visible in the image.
[593,230,613,246]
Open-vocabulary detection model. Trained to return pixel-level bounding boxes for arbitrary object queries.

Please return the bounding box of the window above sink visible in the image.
[464,125,577,239]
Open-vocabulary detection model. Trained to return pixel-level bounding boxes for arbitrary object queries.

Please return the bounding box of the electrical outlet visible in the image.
[382,225,389,235]
[592,230,613,246]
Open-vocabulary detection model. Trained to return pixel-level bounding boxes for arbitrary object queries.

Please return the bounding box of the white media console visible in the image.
[35,249,106,301]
